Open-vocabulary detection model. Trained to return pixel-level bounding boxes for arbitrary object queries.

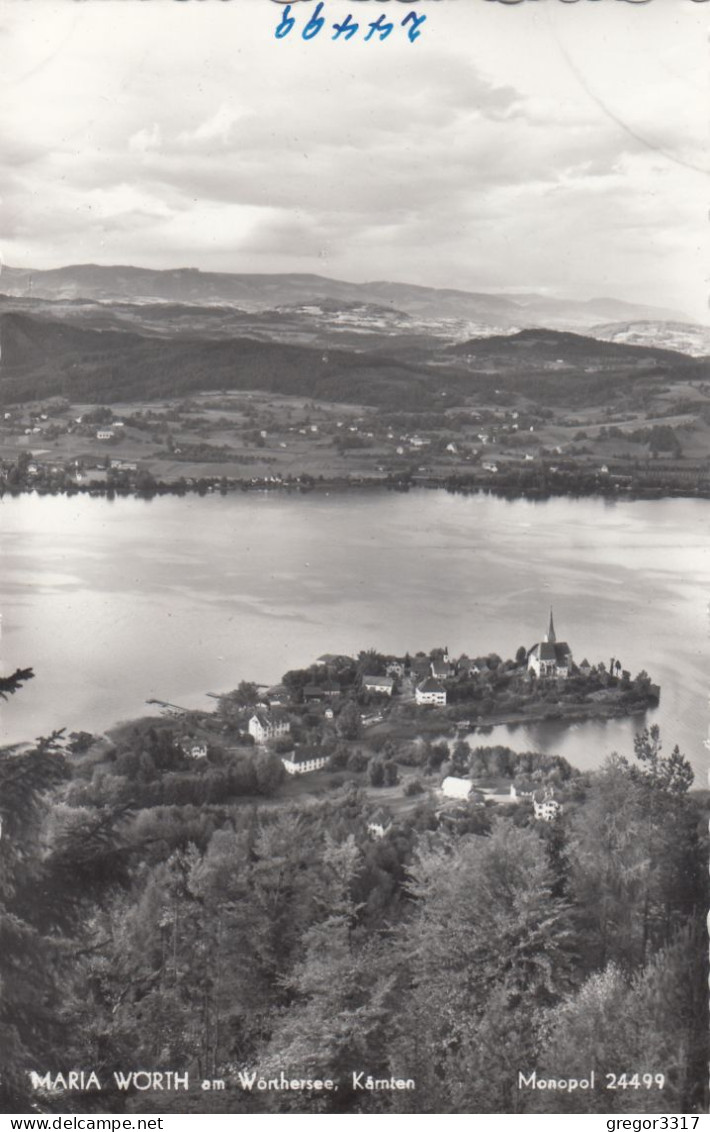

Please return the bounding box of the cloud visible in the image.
[128,123,162,154]
[177,104,246,148]
[0,0,706,318]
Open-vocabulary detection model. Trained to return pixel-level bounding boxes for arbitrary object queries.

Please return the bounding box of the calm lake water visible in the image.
[1,490,708,779]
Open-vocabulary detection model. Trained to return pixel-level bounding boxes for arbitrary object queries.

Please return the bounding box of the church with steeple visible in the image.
[527,610,573,679]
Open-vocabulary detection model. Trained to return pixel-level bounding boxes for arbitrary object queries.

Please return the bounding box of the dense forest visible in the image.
[0,699,706,1116]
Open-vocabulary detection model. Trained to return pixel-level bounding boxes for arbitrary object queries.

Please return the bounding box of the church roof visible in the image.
[531,641,571,664]
[547,609,556,643]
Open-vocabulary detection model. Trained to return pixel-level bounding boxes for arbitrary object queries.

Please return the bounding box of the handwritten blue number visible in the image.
[274,3,295,38]
[332,13,359,41]
[402,12,427,43]
[364,14,394,42]
[302,1,326,39]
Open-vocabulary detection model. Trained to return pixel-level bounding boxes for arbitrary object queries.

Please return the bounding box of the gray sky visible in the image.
[1,0,708,318]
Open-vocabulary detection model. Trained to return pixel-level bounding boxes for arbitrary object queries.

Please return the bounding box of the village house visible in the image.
[367,808,392,839]
[532,790,562,822]
[527,610,573,679]
[430,657,453,681]
[248,709,291,744]
[281,748,329,775]
[96,429,114,440]
[410,655,432,680]
[181,741,208,760]
[266,684,288,705]
[416,677,447,706]
[362,674,394,696]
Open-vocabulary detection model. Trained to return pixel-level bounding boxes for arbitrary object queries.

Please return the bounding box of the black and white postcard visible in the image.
[0,0,708,1117]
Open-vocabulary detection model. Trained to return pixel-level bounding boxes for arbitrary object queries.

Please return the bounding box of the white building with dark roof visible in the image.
[533,789,563,822]
[281,748,329,775]
[430,658,453,680]
[367,808,392,838]
[527,610,573,679]
[416,677,447,706]
[248,709,291,744]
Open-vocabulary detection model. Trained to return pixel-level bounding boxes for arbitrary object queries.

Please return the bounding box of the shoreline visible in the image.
[1,471,709,504]
[364,698,655,744]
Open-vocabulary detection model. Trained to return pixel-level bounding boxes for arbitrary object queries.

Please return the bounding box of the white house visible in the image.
[281,748,329,775]
[430,657,453,680]
[248,710,291,744]
[528,609,573,679]
[362,674,394,696]
[96,430,114,440]
[533,790,562,822]
[187,743,208,760]
[441,776,474,800]
[416,677,447,706]
[367,808,392,839]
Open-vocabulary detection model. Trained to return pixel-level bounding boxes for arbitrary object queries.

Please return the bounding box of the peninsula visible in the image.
[55,611,662,824]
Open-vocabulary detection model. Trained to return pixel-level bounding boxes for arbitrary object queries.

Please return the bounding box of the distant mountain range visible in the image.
[0,264,693,331]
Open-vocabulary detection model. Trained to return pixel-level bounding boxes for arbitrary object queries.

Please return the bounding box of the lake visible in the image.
[1,489,708,778]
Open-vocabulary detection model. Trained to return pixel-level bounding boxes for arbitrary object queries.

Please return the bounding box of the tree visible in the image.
[347,749,368,773]
[0,740,73,1110]
[217,681,261,724]
[255,751,286,795]
[67,730,95,754]
[566,750,700,969]
[260,835,401,1110]
[336,701,362,741]
[388,821,576,1112]
[356,649,387,677]
[450,740,471,776]
[382,760,399,787]
[533,924,708,1113]
[631,725,693,795]
[0,667,34,699]
[232,681,261,708]
[369,759,385,787]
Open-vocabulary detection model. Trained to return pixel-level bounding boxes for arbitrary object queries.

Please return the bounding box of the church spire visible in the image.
[546,608,556,644]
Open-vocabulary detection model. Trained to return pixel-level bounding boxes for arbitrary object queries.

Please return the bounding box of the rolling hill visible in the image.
[0,311,704,412]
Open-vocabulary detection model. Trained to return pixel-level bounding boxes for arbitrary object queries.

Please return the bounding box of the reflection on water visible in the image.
[0,490,708,778]
[463,714,661,775]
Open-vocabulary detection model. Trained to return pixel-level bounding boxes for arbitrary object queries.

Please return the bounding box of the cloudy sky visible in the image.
[1,0,708,318]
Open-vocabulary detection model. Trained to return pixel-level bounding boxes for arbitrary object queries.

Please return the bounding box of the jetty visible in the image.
[145,698,192,717]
